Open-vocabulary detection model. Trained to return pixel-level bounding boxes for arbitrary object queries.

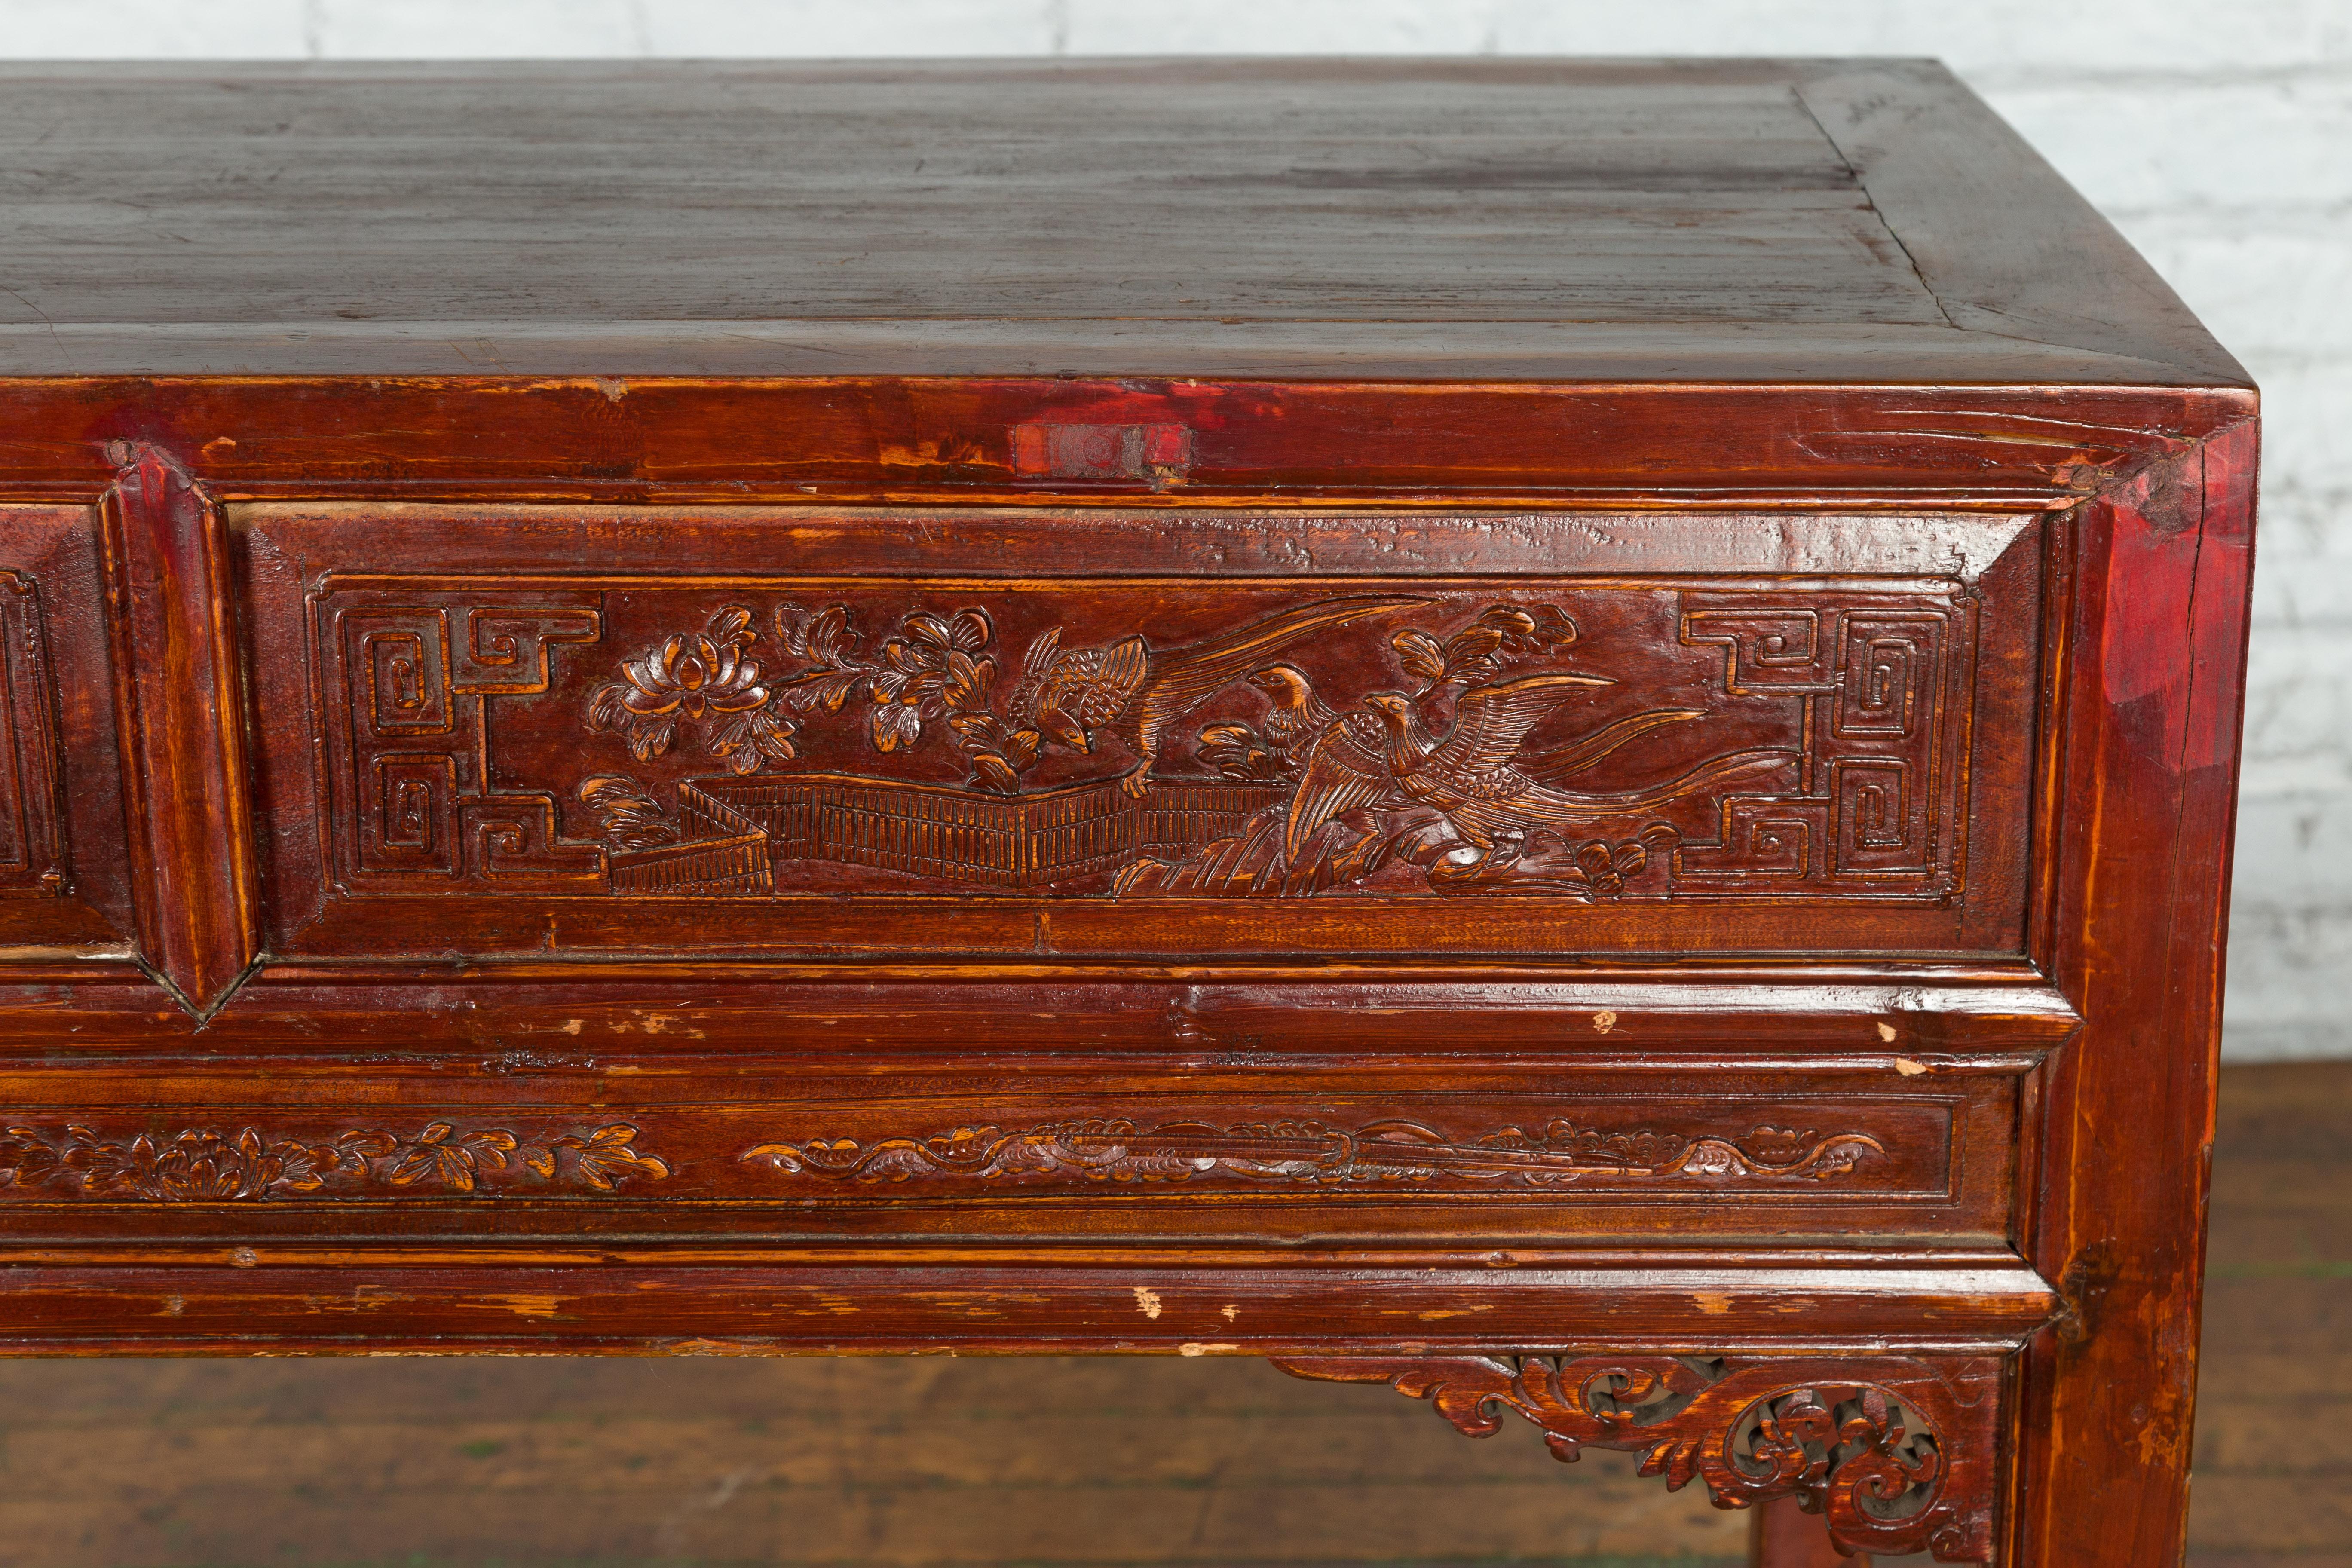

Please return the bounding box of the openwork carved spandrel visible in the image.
[743,1118,1886,1188]
[1274,1354,1997,1562]
[0,571,67,897]
[312,577,1980,907]
[0,1121,668,1200]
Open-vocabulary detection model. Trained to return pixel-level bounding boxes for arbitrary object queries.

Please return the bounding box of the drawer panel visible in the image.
[0,506,134,956]
[242,504,2043,962]
[0,1061,2020,1246]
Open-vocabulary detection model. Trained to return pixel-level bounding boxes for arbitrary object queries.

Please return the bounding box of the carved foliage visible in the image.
[743,1117,1885,1187]
[0,1121,668,1200]
[1274,1354,1996,1562]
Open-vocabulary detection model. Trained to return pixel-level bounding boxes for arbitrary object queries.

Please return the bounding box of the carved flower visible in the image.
[867,608,994,753]
[147,1131,266,1200]
[589,609,799,775]
[61,1128,283,1201]
[771,603,1029,789]
[624,609,770,723]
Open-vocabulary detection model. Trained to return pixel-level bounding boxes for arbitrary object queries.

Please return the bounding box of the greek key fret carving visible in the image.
[322,591,606,890]
[1274,1353,1997,1562]
[1675,593,1966,892]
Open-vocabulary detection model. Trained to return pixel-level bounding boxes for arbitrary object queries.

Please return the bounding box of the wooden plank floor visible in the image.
[0,1062,2340,1568]
[2191,1062,2352,1568]
[0,1356,1751,1568]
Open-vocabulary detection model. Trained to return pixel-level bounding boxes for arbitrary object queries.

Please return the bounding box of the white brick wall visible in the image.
[3,1,2343,1058]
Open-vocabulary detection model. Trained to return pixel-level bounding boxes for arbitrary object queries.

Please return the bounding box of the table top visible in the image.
[0,58,2242,385]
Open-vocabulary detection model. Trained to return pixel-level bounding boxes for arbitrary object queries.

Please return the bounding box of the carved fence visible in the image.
[609,774,1286,892]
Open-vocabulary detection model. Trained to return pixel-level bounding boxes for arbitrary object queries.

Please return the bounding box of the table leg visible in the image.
[1752,1494,1865,1568]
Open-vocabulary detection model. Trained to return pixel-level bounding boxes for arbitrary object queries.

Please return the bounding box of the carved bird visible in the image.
[1272,664,1725,860]
[1258,665,1415,857]
[1286,674,1606,856]
[1012,597,1423,795]
[1243,663,1338,758]
[1349,677,1792,859]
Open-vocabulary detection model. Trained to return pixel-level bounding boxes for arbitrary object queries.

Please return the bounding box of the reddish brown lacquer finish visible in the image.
[0,60,2254,1568]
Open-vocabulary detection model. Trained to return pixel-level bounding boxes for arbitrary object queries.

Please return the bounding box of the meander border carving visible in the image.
[1274,1353,1995,1562]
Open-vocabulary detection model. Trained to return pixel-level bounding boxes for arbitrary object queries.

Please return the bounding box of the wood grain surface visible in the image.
[0,60,2242,384]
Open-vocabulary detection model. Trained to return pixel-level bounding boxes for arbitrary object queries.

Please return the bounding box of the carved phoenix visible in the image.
[1287,673,1791,863]
[1012,596,1423,794]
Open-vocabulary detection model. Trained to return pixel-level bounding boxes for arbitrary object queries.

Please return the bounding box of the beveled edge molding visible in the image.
[1273,1352,1996,1562]
[0,1121,667,1200]
[741,1116,1889,1187]
[101,442,259,1014]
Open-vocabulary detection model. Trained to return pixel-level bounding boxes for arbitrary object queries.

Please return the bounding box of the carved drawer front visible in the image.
[241,504,2043,962]
[0,506,133,956]
[0,1063,2018,1246]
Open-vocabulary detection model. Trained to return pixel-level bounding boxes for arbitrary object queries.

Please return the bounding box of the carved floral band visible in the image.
[0,1122,668,1202]
[741,1116,1885,1187]
[0,1115,1890,1200]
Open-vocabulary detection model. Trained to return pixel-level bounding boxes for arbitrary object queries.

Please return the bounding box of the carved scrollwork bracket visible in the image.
[1272,1353,1997,1562]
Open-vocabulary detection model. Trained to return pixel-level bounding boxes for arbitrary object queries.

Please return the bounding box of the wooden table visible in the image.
[0,59,2254,1568]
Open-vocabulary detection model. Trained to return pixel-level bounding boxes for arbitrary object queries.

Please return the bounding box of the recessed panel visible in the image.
[242,505,2041,961]
[0,1060,2018,1247]
[0,506,133,955]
